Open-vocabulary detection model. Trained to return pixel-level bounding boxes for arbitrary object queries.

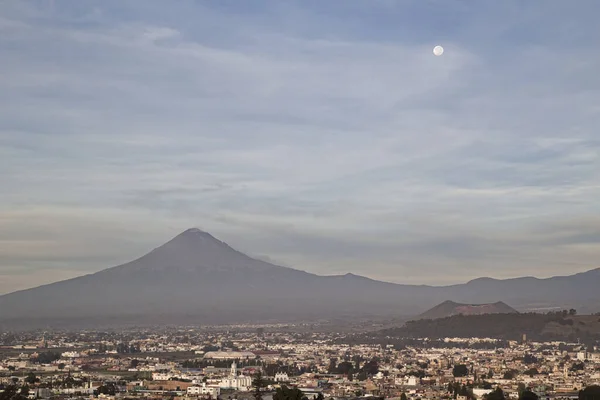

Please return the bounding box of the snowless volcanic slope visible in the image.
[0,228,598,327]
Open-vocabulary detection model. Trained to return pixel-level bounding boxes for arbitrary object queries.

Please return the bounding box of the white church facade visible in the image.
[219,362,252,391]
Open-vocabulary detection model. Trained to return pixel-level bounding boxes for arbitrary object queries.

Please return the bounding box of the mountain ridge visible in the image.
[0,228,599,327]
[417,300,518,320]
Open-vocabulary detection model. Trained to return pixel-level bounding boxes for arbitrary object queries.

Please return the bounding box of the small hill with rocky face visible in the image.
[418,300,518,320]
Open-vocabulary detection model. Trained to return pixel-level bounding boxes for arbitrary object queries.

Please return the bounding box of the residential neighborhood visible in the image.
[2,326,600,400]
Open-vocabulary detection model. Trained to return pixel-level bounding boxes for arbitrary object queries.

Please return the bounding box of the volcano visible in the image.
[0,228,599,328]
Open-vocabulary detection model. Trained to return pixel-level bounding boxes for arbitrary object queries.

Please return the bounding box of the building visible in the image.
[395,376,419,387]
[152,373,172,381]
[254,351,281,362]
[187,383,221,397]
[219,363,252,391]
[275,372,290,382]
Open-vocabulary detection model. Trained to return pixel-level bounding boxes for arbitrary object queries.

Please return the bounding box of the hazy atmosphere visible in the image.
[1,0,599,295]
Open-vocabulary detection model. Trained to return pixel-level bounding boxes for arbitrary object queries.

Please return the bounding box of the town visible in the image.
[1,324,600,400]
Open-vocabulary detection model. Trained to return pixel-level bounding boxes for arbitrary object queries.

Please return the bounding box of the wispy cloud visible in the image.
[0,0,599,294]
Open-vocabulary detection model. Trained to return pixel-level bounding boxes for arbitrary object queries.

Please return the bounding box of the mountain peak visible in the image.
[170,228,223,244]
[417,300,518,320]
[180,227,211,236]
[118,228,284,276]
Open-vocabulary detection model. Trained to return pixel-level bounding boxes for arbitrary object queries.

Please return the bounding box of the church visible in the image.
[219,362,253,391]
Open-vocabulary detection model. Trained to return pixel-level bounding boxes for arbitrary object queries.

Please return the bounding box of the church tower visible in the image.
[231,362,237,377]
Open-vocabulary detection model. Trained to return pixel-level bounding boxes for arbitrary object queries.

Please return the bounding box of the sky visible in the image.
[1,0,599,294]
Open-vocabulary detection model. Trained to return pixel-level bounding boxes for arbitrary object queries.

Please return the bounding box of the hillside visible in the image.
[380,313,600,342]
[418,300,518,320]
[0,228,599,328]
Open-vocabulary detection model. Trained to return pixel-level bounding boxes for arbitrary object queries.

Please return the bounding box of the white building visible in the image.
[589,353,600,361]
[395,376,419,386]
[275,372,289,382]
[152,372,173,381]
[187,383,221,397]
[219,363,252,391]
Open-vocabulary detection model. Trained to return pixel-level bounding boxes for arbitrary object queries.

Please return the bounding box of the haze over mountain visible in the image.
[0,229,598,328]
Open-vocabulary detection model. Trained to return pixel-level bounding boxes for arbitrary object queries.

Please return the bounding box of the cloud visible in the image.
[0,0,599,293]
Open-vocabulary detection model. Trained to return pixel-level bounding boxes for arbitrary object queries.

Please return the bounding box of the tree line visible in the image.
[378,312,600,342]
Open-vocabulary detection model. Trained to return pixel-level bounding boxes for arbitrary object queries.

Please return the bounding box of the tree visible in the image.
[25,372,38,385]
[569,309,577,316]
[20,385,29,397]
[353,355,363,371]
[579,386,600,400]
[453,364,469,378]
[35,351,61,364]
[316,393,324,400]
[0,385,26,400]
[413,370,426,379]
[273,386,306,400]
[131,359,140,369]
[520,391,539,400]
[252,370,267,400]
[572,363,585,372]
[459,385,470,397]
[401,393,408,400]
[362,358,379,375]
[523,354,538,365]
[328,358,338,374]
[96,383,116,396]
[525,368,539,377]
[337,361,354,375]
[58,363,65,370]
[503,370,516,380]
[485,388,506,400]
[453,382,461,398]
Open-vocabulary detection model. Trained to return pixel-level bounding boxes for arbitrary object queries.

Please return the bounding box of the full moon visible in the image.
[433,45,444,56]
